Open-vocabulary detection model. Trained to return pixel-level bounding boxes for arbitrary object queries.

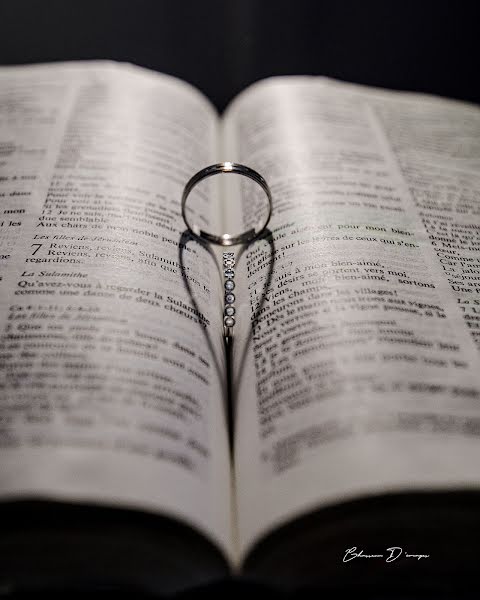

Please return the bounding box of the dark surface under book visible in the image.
[0,501,228,596]
[1,492,480,598]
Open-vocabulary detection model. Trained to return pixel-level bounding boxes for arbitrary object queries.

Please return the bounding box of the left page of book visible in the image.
[0,62,233,561]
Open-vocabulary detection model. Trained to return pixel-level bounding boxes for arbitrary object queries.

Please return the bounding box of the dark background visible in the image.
[0,1,479,598]
[0,0,479,111]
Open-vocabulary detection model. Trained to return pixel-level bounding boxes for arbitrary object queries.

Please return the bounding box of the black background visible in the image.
[0,1,479,598]
[0,0,479,111]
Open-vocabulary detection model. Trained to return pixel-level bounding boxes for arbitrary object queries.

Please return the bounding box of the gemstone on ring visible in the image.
[223,249,236,331]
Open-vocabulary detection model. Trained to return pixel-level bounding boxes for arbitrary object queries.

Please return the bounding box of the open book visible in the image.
[1,61,480,595]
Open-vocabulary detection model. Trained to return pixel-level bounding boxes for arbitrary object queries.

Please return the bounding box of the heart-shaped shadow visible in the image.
[178,229,275,453]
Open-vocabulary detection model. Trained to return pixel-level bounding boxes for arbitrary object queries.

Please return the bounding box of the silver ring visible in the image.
[181,162,272,246]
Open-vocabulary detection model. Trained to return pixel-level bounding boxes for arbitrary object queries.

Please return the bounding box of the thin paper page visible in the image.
[0,62,233,560]
[223,77,480,559]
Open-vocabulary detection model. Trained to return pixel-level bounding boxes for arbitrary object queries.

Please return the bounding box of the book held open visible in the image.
[1,61,480,594]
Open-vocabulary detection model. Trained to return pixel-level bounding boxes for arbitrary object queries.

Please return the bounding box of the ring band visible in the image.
[181,162,272,246]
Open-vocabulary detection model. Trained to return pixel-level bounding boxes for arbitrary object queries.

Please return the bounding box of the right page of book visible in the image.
[222,77,480,560]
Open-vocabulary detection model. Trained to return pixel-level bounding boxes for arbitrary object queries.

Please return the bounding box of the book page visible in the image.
[0,62,234,560]
[223,77,480,559]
